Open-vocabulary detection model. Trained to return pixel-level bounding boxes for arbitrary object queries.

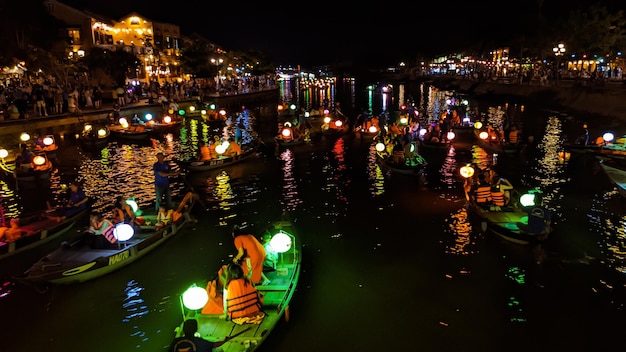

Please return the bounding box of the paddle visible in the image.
[224,326,252,342]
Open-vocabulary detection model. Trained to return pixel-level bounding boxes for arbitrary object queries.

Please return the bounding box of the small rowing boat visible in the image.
[176,146,258,172]
[597,157,626,198]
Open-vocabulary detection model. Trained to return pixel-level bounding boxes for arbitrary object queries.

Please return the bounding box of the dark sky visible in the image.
[61,0,620,68]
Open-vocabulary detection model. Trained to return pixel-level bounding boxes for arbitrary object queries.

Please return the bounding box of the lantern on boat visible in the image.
[305,111,310,118]
[270,230,294,268]
[215,142,227,155]
[113,223,134,241]
[144,113,153,121]
[419,128,427,137]
[603,132,615,143]
[84,124,93,132]
[200,110,207,116]
[474,121,483,130]
[178,109,186,116]
[119,117,129,128]
[447,131,456,141]
[32,155,46,166]
[334,120,343,128]
[479,131,489,140]
[20,132,30,142]
[289,104,297,111]
[182,284,209,311]
[0,149,8,159]
[97,128,107,137]
[375,142,386,152]
[400,116,408,125]
[163,115,172,124]
[218,109,227,118]
[368,125,378,134]
[189,106,196,112]
[43,135,55,146]
[520,193,536,207]
[323,116,331,124]
[459,164,475,179]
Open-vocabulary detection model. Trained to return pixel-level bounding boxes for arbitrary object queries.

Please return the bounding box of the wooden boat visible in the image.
[76,124,111,152]
[0,205,91,260]
[173,217,301,352]
[16,192,198,285]
[463,178,538,245]
[597,157,626,198]
[376,149,427,175]
[108,123,151,140]
[448,125,476,151]
[320,113,350,135]
[176,146,258,172]
[474,128,521,155]
[6,152,55,185]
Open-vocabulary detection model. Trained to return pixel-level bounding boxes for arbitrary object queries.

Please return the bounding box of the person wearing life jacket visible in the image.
[85,213,114,248]
[223,263,265,323]
[0,219,24,242]
[508,126,520,145]
[472,173,492,205]
[112,195,135,225]
[198,141,212,161]
[232,225,270,286]
[156,205,173,230]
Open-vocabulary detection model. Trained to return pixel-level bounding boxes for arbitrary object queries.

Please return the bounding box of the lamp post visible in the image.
[211,58,223,93]
[552,42,566,86]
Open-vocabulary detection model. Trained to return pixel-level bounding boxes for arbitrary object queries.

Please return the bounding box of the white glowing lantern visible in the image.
[163,115,172,124]
[0,149,8,159]
[200,110,207,115]
[215,143,227,154]
[289,104,296,110]
[603,132,615,143]
[479,131,489,140]
[84,124,93,132]
[281,128,292,138]
[119,117,128,125]
[189,106,196,112]
[218,109,227,117]
[459,164,475,179]
[419,128,427,136]
[520,193,536,207]
[474,121,483,129]
[323,109,329,115]
[324,116,331,124]
[182,285,209,310]
[33,155,46,166]
[20,132,30,142]
[375,142,386,152]
[400,117,408,125]
[269,231,292,253]
[368,126,378,133]
[304,111,310,118]
[97,128,107,137]
[144,113,153,121]
[43,136,54,146]
[447,131,456,140]
[334,120,343,128]
[113,223,135,241]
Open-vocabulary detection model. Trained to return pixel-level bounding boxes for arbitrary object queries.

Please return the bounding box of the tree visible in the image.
[83,48,141,87]
[559,5,626,57]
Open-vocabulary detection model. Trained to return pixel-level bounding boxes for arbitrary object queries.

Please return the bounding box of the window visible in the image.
[67,29,81,45]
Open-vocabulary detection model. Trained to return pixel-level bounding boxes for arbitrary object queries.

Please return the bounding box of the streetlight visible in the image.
[552,42,566,85]
[211,58,223,93]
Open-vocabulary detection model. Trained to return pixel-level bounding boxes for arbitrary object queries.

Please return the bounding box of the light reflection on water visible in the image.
[443,207,476,256]
[366,143,385,196]
[279,148,302,213]
[589,193,626,275]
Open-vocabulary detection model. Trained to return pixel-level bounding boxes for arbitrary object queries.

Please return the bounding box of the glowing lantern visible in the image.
[603,132,615,143]
[33,155,46,166]
[281,128,292,138]
[474,121,483,129]
[168,109,174,114]
[459,164,475,179]
[375,142,386,152]
[182,285,209,310]
[125,198,139,214]
[97,128,107,137]
[113,223,134,241]
[419,128,427,137]
[400,117,408,125]
[0,149,8,159]
[178,109,186,116]
[447,131,456,140]
[215,143,227,154]
[20,132,30,142]
[305,111,310,118]
[43,136,54,146]
[84,124,93,132]
[269,231,292,253]
[189,106,196,112]
[218,109,227,117]
[163,115,172,124]
[324,116,331,124]
[289,104,296,111]
[323,109,329,115]
[409,143,416,153]
[520,193,536,207]
[479,131,489,140]
[368,126,378,134]
[334,120,343,128]
[201,110,207,115]
[144,113,153,121]
[277,105,284,112]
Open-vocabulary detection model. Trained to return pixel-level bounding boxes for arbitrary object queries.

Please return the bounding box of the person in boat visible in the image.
[84,213,113,249]
[470,173,492,205]
[517,194,552,241]
[197,141,212,161]
[222,263,265,324]
[154,152,180,212]
[262,233,278,272]
[0,219,25,242]
[16,143,34,170]
[169,318,228,352]
[156,204,173,230]
[57,181,89,221]
[231,224,270,286]
[226,140,242,158]
[112,195,136,225]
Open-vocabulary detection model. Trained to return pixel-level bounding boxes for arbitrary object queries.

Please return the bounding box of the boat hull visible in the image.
[176,147,257,172]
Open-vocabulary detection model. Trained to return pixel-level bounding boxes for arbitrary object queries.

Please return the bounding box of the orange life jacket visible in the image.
[199,145,211,161]
[491,191,506,206]
[475,185,492,203]
[225,278,263,319]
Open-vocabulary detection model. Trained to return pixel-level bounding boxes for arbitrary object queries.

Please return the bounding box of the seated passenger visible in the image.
[198,141,212,161]
[0,219,25,242]
[472,174,492,205]
[156,205,173,229]
[222,263,265,324]
[85,213,114,248]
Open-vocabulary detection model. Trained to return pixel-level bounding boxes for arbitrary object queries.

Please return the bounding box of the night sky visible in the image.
[60,0,621,67]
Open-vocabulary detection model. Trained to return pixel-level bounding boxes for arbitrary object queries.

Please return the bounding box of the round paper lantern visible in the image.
[375,142,385,152]
[163,115,172,124]
[270,231,292,253]
[32,155,46,166]
[20,132,30,142]
[368,125,378,133]
[479,131,489,140]
[459,164,475,179]
[0,149,9,159]
[447,131,456,140]
[334,120,343,127]
[603,132,614,143]
[520,193,536,207]
[323,116,331,124]
[474,121,483,129]
[43,136,54,146]
[114,223,135,241]
[281,128,292,137]
[182,286,209,310]
[97,128,107,137]
[84,124,93,132]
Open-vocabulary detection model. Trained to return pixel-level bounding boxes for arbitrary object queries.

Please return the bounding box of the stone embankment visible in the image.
[426,76,626,120]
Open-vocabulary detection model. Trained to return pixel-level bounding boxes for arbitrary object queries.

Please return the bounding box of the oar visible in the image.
[224,326,252,342]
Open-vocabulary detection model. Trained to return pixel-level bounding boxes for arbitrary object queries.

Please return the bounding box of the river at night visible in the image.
[1,78,626,352]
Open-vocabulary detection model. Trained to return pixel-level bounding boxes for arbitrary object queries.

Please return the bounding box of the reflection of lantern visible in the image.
[459,164,475,179]
[33,155,46,166]
[375,142,385,152]
[474,121,483,129]
[97,128,107,137]
[43,136,54,146]
[368,126,378,133]
[182,285,208,310]
[0,149,8,159]
[20,132,30,142]
[163,115,172,124]
[114,223,134,241]
[447,131,456,140]
[323,116,331,124]
[479,131,489,140]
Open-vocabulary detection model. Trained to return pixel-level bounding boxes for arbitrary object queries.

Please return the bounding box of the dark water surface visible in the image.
[1,79,626,351]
